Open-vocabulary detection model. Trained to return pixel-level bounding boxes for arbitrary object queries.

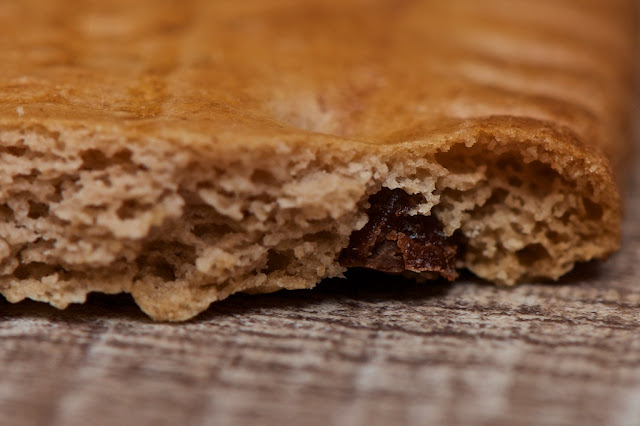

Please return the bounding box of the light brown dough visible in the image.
[0,0,636,320]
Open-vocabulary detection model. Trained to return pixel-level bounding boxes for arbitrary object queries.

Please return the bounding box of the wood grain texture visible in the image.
[0,136,638,426]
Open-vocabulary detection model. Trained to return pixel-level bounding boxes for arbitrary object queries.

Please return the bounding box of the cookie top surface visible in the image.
[0,0,635,165]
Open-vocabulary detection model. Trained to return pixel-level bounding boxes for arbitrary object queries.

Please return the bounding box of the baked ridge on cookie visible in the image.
[0,0,636,320]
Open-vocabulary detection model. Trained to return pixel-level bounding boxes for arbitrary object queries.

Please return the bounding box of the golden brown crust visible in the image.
[0,0,635,320]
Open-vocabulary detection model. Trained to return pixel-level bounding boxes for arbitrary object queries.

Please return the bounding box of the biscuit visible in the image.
[0,0,636,320]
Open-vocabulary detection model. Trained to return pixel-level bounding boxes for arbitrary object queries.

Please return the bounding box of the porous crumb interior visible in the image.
[0,128,613,320]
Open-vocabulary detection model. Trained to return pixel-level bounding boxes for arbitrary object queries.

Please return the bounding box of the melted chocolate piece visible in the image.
[339,188,462,281]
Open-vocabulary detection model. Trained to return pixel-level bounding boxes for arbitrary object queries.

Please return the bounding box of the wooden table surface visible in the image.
[1,152,639,426]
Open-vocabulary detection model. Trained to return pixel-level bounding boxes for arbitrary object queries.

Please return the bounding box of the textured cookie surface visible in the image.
[0,0,636,320]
